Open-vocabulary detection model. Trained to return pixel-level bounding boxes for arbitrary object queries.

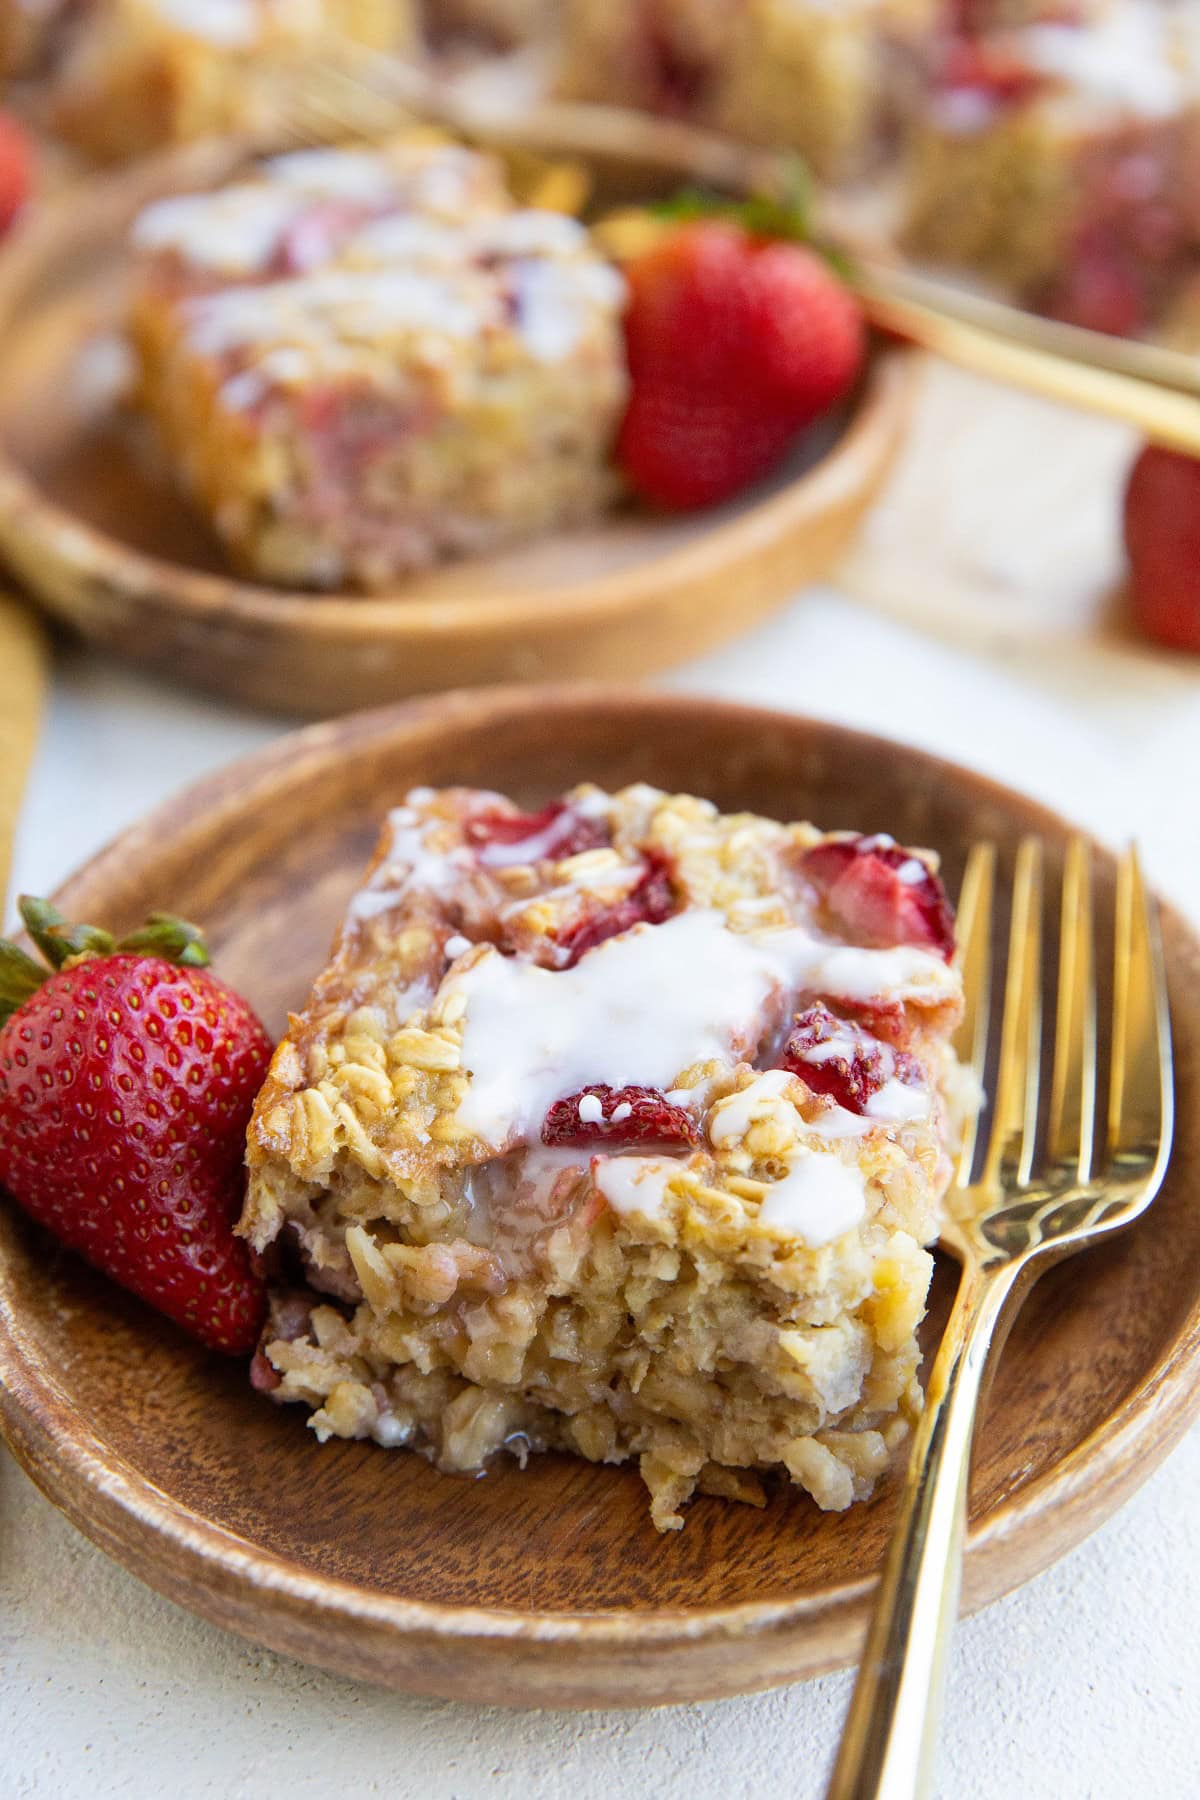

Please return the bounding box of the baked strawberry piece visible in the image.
[242,783,972,1530]
[0,898,271,1353]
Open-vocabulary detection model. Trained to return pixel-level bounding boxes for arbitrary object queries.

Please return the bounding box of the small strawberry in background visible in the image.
[0,899,272,1353]
[0,111,31,235]
[611,175,866,510]
[1123,443,1200,654]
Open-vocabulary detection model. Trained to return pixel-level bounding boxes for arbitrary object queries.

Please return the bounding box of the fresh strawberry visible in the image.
[802,836,956,962]
[542,1083,698,1150]
[0,112,31,235]
[618,220,865,509]
[0,899,272,1354]
[554,850,676,968]
[1123,444,1200,653]
[780,1002,922,1115]
[466,799,610,868]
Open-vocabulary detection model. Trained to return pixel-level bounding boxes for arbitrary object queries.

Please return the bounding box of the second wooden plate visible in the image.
[1,689,1198,1708]
[0,124,915,716]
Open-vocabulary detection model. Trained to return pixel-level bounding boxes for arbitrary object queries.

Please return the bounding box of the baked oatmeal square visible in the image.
[52,0,415,162]
[242,783,973,1530]
[127,138,629,588]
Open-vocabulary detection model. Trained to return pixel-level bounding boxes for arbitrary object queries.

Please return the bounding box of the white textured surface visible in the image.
[6,389,1200,1794]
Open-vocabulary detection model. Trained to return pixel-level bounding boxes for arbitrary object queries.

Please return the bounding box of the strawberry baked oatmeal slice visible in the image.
[50,0,415,162]
[241,784,973,1530]
[556,0,939,179]
[904,4,1200,334]
[127,138,628,588]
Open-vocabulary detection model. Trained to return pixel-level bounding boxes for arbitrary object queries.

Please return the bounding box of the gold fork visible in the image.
[0,595,47,919]
[827,839,1174,1800]
[255,40,1200,457]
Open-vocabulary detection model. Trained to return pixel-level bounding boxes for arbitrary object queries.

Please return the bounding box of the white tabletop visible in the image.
[5,394,1200,1797]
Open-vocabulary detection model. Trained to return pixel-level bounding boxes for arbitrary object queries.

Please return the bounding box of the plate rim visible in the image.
[3,686,1198,1699]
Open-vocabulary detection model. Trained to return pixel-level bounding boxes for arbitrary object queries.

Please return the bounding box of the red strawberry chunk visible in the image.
[802,836,956,962]
[780,1002,922,1116]
[466,800,610,868]
[542,1083,698,1150]
[554,850,676,968]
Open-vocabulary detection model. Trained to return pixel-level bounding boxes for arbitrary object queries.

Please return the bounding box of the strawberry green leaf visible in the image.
[18,896,78,969]
[0,940,47,1025]
[651,158,854,278]
[118,912,210,969]
[45,923,117,960]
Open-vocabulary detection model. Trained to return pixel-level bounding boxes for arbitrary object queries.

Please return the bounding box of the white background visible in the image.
[5,373,1200,1796]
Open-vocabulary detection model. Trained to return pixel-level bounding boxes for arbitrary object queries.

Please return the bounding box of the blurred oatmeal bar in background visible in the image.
[556,0,941,180]
[50,0,416,161]
[127,137,628,588]
[904,4,1200,335]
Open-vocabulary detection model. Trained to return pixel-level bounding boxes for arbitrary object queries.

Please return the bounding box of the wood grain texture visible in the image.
[0,689,1197,1707]
[0,129,915,718]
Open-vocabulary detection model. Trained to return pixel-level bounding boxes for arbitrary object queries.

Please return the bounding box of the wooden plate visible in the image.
[0,124,915,718]
[3,689,1197,1709]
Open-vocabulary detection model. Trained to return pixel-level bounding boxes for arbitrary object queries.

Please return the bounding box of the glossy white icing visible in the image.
[593,1156,680,1222]
[449,909,953,1148]
[707,1069,796,1149]
[133,187,302,274]
[756,1152,867,1246]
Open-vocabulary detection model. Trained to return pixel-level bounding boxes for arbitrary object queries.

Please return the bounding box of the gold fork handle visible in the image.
[827,1258,1022,1800]
[855,278,1200,458]
[0,593,48,918]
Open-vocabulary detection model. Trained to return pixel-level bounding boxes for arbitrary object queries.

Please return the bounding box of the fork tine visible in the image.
[981,838,1044,1190]
[1107,847,1174,1180]
[951,843,995,1186]
[1047,837,1097,1182]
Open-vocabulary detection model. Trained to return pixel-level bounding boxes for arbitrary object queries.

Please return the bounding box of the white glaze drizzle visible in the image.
[756,1152,867,1247]
[593,1156,680,1222]
[449,910,953,1149]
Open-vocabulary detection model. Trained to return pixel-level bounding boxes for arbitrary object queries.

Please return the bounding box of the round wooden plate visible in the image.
[2,689,1197,1709]
[0,123,915,718]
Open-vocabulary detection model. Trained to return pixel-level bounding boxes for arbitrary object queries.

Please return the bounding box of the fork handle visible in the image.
[826,1258,1022,1800]
[855,278,1200,458]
